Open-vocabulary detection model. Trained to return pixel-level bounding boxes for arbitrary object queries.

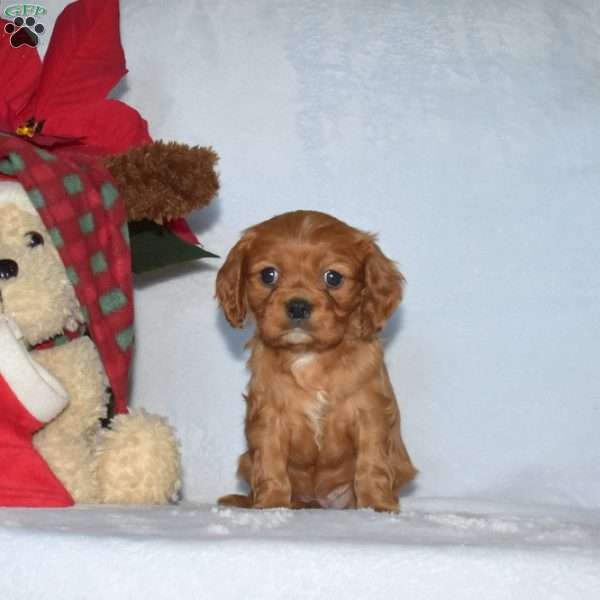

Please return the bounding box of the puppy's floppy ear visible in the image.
[216,233,254,328]
[360,237,405,338]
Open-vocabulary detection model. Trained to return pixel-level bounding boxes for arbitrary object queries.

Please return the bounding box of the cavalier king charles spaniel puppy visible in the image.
[216,210,416,512]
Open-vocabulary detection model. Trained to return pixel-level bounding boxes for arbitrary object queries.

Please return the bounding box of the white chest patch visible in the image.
[305,390,329,448]
[290,353,329,447]
[291,352,315,372]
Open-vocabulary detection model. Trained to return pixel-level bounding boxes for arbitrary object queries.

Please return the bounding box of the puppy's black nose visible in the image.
[0,259,18,280]
[287,298,312,321]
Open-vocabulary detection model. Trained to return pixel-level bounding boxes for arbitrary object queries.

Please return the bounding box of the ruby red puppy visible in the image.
[216,210,416,512]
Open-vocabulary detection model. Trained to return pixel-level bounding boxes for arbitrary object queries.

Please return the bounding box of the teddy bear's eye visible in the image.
[25,231,45,248]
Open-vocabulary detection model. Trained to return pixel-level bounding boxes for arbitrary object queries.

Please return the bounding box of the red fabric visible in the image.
[34,327,84,351]
[0,135,134,414]
[0,374,73,507]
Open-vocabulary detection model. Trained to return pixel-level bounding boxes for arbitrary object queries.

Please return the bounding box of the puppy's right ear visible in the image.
[216,233,253,328]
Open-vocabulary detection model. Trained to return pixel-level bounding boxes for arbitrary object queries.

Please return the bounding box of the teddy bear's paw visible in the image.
[95,409,182,504]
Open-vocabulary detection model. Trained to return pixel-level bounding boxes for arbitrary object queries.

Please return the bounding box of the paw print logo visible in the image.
[4,16,45,48]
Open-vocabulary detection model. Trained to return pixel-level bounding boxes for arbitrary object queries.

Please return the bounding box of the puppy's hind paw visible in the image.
[253,491,292,509]
[218,493,253,508]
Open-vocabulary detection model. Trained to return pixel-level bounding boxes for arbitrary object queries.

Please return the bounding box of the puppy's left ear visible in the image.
[360,238,405,338]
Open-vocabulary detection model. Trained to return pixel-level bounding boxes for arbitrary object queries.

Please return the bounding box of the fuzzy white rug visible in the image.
[2,498,599,599]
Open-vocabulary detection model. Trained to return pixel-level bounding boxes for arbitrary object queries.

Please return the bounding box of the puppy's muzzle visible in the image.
[0,259,18,280]
[286,298,312,322]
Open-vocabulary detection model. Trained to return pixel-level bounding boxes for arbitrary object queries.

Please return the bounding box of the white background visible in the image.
[38,0,600,507]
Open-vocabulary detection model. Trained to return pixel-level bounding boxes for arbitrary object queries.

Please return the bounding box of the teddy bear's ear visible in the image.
[103,140,219,224]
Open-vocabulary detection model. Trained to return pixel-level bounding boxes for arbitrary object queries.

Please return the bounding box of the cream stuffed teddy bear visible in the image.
[0,0,220,507]
[0,133,218,506]
[0,180,181,504]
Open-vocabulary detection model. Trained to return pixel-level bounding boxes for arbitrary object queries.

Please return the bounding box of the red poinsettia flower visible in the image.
[0,0,150,153]
[0,0,199,242]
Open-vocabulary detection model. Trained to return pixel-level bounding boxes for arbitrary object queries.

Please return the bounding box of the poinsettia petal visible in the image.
[166,218,201,245]
[0,99,13,133]
[42,99,151,154]
[27,133,84,148]
[30,0,126,120]
[0,18,42,118]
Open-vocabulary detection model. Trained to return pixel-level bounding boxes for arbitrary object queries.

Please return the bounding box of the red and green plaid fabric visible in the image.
[0,134,133,414]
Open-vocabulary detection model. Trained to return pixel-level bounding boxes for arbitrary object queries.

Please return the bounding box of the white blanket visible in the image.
[2,499,599,599]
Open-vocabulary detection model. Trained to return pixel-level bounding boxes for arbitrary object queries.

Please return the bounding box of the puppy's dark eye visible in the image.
[323,270,343,288]
[25,231,44,248]
[260,267,279,286]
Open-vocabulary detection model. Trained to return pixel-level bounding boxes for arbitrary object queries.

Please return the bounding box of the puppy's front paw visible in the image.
[370,500,400,514]
[356,493,399,513]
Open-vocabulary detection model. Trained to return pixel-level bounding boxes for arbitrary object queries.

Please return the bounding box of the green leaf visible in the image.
[129,219,218,274]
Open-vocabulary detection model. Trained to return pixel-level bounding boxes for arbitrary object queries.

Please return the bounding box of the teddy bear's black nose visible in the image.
[0,259,19,280]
